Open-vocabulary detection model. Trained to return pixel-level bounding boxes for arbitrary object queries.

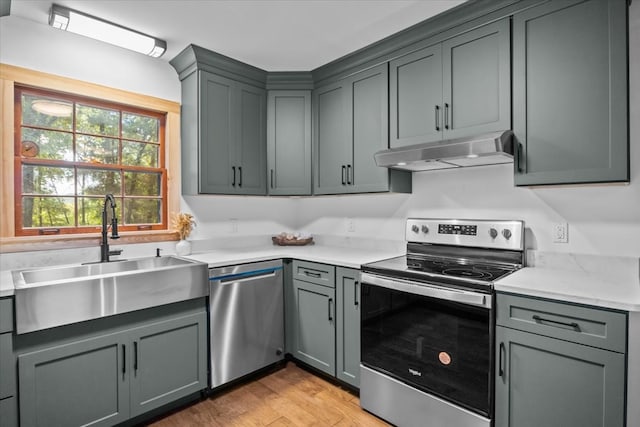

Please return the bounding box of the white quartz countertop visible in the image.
[495,252,640,312]
[183,244,402,270]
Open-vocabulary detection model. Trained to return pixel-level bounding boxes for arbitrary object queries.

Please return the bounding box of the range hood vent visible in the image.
[375,130,514,172]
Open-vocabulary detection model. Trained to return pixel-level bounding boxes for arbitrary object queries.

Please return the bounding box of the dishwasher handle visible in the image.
[210,266,283,284]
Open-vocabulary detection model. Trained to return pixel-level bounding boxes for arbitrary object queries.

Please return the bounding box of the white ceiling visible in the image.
[8,0,467,70]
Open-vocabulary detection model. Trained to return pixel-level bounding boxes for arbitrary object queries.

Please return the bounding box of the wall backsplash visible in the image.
[2,3,638,258]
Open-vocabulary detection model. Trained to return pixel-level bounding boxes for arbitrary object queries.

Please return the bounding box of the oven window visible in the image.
[361,282,491,416]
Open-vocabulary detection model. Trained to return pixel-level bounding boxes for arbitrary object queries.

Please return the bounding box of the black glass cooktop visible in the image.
[362,255,519,291]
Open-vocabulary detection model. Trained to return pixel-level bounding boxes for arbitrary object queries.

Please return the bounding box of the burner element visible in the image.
[442,268,491,280]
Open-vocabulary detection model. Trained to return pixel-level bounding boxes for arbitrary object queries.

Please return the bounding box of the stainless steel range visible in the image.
[360,218,524,427]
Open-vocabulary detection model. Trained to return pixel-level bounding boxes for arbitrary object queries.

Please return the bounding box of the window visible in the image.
[15,86,167,236]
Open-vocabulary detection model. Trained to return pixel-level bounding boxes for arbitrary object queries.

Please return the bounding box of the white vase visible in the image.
[176,239,191,256]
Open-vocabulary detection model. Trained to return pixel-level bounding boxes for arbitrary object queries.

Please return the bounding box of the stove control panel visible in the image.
[406,218,524,250]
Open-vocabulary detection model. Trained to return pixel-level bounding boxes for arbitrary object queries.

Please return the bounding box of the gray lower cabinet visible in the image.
[17,301,207,427]
[129,312,208,417]
[181,69,266,195]
[495,293,627,427]
[390,18,510,147]
[0,297,17,427]
[313,64,410,195]
[267,90,312,195]
[335,267,360,388]
[513,0,628,185]
[291,277,336,376]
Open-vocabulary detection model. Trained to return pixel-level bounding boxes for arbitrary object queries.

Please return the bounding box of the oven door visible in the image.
[360,272,493,417]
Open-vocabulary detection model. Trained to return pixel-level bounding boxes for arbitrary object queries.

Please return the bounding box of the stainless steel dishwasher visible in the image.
[208,259,284,389]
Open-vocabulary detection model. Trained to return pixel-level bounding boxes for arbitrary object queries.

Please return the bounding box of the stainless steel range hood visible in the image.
[375,130,514,171]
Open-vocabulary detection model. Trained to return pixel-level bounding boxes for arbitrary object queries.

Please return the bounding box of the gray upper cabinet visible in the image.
[513,0,628,186]
[171,45,268,195]
[314,64,411,195]
[198,71,266,195]
[390,18,511,148]
[267,90,312,195]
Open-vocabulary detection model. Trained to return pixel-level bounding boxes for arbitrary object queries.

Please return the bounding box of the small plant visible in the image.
[172,212,195,240]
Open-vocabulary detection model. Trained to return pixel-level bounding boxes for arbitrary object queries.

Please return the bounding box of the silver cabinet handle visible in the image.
[238,166,242,187]
[270,169,274,188]
[232,166,236,186]
[328,298,333,321]
[435,105,440,131]
[347,165,352,185]
[341,165,347,185]
[498,342,505,377]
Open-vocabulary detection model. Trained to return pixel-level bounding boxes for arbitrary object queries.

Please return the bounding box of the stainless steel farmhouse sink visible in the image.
[12,256,208,334]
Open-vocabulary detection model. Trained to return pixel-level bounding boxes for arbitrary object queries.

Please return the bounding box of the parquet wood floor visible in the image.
[147,362,391,426]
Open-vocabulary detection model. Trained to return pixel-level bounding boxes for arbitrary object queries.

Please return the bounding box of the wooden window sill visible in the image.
[0,230,179,253]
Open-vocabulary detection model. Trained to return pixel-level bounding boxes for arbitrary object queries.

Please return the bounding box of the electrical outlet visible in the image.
[230,218,238,233]
[347,218,355,233]
[552,222,568,243]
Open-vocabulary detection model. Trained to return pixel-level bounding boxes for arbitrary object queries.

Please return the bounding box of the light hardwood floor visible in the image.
[147,362,391,426]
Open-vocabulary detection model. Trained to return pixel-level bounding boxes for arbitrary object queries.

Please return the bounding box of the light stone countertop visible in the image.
[494,252,640,312]
[182,244,402,270]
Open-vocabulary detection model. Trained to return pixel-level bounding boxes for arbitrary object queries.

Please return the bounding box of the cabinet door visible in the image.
[199,71,236,193]
[389,44,443,147]
[267,90,312,195]
[292,279,336,376]
[313,81,352,195]
[349,64,391,193]
[336,267,360,387]
[18,333,129,427]
[235,82,267,195]
[495,326,625,427]
[442,18,510,139]
[129,311,207,417]
[513,0,628,185]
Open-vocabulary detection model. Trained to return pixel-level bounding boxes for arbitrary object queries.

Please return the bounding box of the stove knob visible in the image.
[502,229,512,240]
[411,225,419,233]
[421,225,429,234]
[489,228,498,239]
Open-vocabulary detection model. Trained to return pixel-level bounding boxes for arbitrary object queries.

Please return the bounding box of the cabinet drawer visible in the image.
[0,299,13,333]
[292,260,335,288]
[497,293,627,353]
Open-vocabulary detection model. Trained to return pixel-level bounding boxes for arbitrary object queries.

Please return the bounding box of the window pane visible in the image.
[21,128,73,161]
[124,198,161,224]
[78,197,122,227]
[76,104,119,137]
[21,94,73,130]
[122,141,159,167]
[22,165,74,196]
[122,112,159,142]
[22,196,74,228]
[124,171,161,196]
[77,168,121,196]
[76,135,119,164]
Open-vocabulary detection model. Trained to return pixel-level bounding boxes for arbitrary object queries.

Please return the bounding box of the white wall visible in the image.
[1,5,639,257]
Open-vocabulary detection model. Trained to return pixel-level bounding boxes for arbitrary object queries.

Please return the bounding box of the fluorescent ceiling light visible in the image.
[49,4,166,58]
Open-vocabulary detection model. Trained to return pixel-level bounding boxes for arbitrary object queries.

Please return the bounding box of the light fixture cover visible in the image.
[49,4,166,58]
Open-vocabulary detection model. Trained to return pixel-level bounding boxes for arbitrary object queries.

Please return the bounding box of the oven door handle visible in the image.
[360,272,492,309]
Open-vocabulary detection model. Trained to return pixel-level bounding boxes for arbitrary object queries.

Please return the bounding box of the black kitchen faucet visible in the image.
[100,194,121,262]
